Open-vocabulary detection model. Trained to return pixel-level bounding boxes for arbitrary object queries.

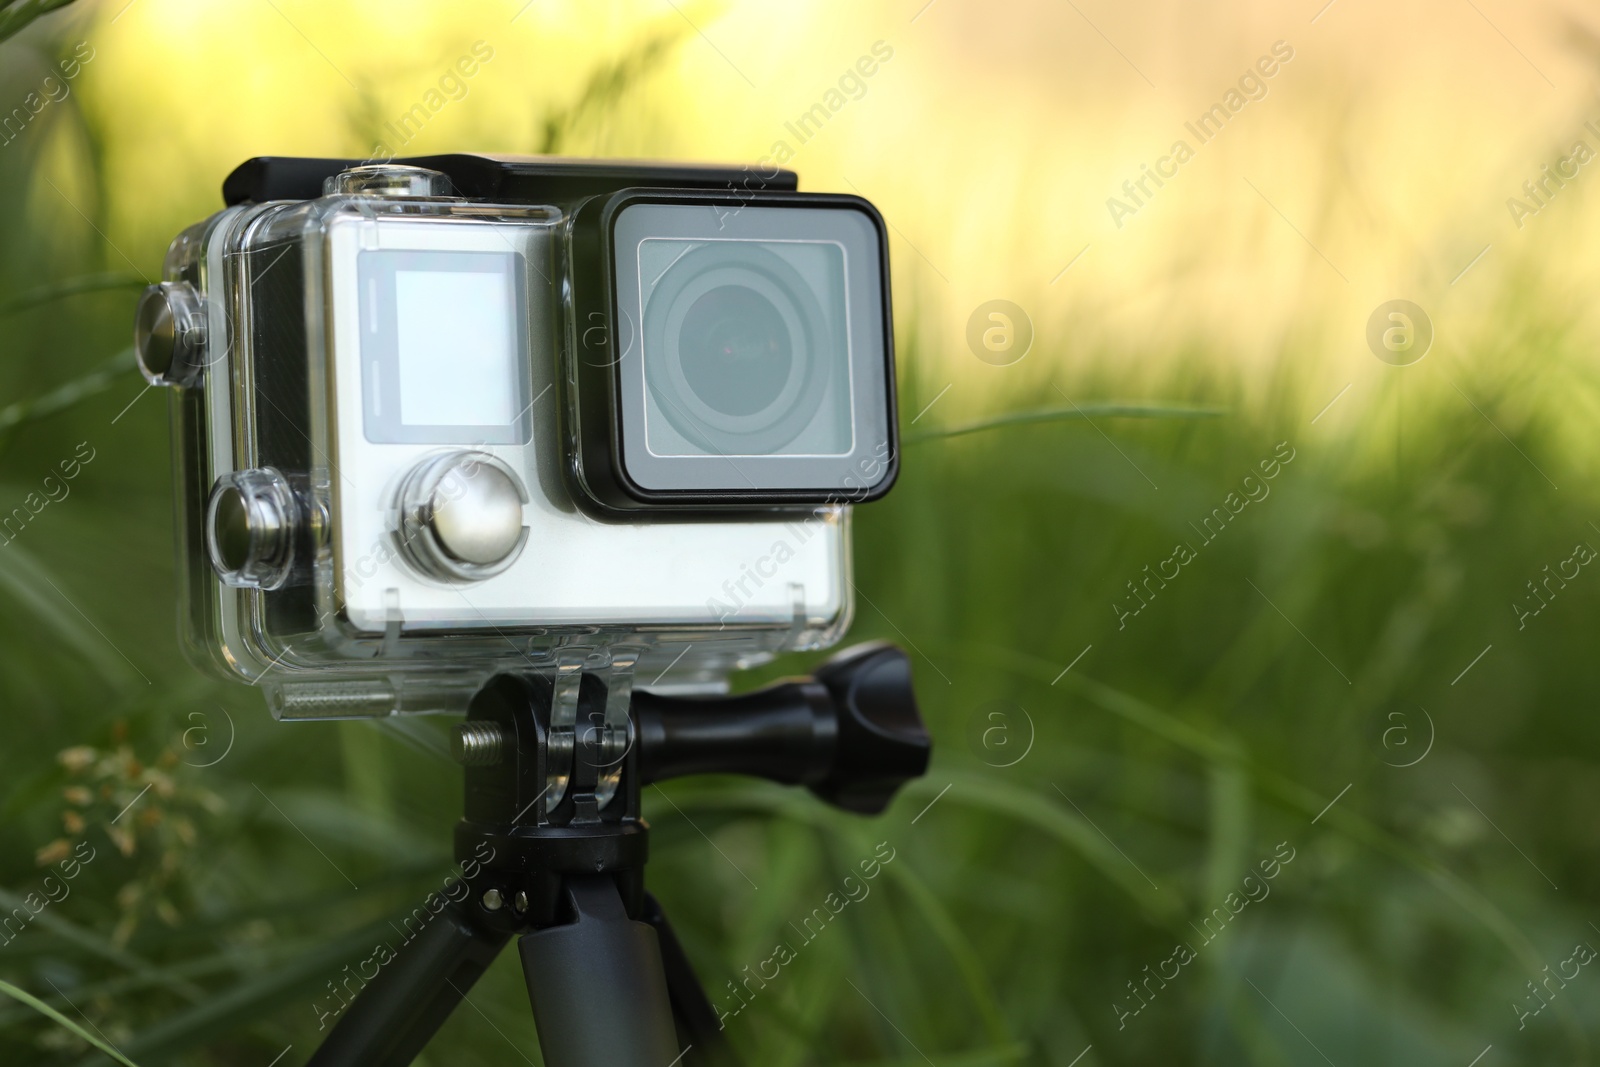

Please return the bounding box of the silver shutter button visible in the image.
[396,452,529,582]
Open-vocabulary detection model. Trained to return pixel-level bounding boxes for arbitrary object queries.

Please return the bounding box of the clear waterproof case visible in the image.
[156,181,853,720]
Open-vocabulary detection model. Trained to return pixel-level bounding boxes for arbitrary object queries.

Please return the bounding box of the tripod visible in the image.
[305,642,930,1067]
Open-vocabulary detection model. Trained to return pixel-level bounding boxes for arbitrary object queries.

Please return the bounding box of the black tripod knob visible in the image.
[634,641,932,815]
[807,641,931,813]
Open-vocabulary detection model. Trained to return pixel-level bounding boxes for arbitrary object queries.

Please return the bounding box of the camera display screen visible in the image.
[610,201,893,498]
[359,249,531,445]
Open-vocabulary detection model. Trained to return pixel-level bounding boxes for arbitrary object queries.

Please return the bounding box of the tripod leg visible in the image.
[640,893,737,1065]
[307,890,511,1067]
[519,875,680,1067]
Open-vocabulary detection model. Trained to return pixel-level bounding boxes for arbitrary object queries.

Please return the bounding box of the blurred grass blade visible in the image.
[931,772,1175,920]
[879,855,1011,1046]
[1203,761,1251,908]
[0,935,339,1028]
[0,978,142,1067]
[537,19,688,153]
[0,346,136,435]
[905,402,1226,443]
[118,862,447,953]
[850,1046,1030,1067]
[1,272,146,316]
[946,640,1551,976]
[1255,765,1548,976]
[0,889,206,1003]
[944,640,1240,764]
[0,0,80,45]
[0,541,140,688]
[94,923,397,1065]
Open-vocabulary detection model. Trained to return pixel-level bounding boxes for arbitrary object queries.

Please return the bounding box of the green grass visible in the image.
[5,8,1600,1067]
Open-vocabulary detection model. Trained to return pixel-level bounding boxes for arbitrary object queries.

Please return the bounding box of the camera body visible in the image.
[137,155,898,719]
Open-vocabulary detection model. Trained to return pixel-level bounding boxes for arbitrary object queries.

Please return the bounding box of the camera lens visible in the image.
[677,285,792,417]
[643,244,832,455]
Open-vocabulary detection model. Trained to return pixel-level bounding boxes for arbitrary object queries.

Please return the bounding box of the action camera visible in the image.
[135,155,898,719]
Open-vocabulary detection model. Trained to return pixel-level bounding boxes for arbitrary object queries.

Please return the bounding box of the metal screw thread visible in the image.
[453,721,506,766]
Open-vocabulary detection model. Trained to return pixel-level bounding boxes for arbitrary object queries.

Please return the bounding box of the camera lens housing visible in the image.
[570,189,898,514]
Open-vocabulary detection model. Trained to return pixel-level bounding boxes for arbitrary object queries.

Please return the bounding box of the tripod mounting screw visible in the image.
[453,721,506,766]
[482,888,505,912]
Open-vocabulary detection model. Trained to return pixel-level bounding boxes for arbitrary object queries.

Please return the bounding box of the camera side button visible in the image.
[135,281,208,387]
[206,469,299,590]
[396,452,529,583]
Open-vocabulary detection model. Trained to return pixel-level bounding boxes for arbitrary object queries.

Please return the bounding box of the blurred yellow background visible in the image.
[72,0,1600,393]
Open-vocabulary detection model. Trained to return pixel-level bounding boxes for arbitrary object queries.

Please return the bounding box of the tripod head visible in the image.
[453,641,929,926]
[309,642,928,1067]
